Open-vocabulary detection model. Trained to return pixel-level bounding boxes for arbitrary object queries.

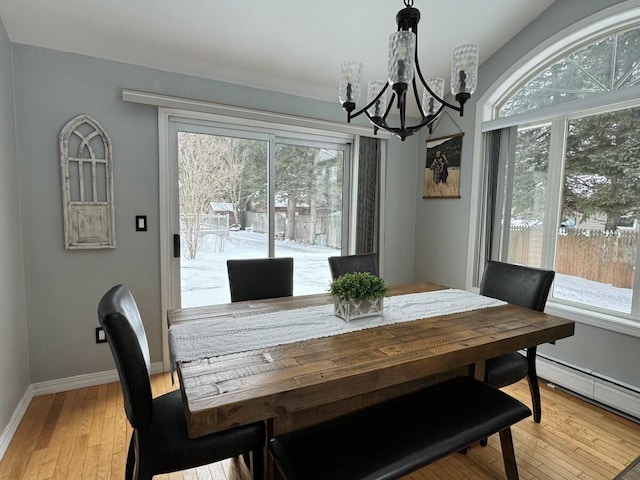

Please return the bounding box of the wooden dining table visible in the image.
[168,282,575,479]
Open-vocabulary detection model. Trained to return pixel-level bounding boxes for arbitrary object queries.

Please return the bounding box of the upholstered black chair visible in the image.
[98,284,265,480]
[328,253,379,280]
[479,260,555,423]
[227,257,294,302]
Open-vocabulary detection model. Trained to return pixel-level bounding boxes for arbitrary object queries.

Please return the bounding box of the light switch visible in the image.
[136,215,147,231]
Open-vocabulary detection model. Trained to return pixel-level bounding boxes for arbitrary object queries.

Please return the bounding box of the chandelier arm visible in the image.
[371,120,436,138]
[380,92,396,122]
[362,98,395,128]
[347,82,391,120]
[364,102,443,139]
[412,77,427,119]
[411,27,427,119]
[399,91,406,130]
[361,91,395,127]
[414,57,463,113]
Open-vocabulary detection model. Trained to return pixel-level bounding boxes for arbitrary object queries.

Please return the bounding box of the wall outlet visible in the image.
[95,327,107,344]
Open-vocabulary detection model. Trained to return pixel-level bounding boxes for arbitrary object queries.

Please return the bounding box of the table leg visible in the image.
[265,418,284,480]
[471,360,485,381]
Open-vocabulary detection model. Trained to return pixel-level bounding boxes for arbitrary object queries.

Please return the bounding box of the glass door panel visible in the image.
[178,130,268,307]
[274,142,345,295]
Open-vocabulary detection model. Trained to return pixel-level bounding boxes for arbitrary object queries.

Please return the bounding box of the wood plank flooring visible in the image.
[0,373,638,479]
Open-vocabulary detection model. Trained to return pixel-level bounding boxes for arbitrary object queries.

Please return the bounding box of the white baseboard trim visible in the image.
[0,386,33,461]
[537,355,640,420]
[31,362,165,396]
[0,361,165,462]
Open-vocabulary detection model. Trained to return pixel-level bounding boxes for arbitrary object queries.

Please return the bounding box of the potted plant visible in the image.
[329,272,389,322]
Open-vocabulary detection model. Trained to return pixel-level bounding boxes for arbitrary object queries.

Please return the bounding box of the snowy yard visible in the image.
[180,230,339,307]
[181,231,632,314]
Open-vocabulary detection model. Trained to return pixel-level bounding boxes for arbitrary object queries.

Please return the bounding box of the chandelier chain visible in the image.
[404,0,413,6]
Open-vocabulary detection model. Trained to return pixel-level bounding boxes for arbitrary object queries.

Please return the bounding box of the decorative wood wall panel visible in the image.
[59,114,115,249]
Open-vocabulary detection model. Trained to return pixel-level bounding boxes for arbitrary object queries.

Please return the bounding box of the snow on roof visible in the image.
[209,202,233,211]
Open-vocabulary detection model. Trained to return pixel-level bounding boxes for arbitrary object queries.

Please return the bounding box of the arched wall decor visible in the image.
[59,114,115,249]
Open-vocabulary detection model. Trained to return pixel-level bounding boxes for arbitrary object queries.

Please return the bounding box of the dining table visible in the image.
[167,282,575,479]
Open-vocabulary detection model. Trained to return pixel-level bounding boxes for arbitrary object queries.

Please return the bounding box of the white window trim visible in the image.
[467,1,640,338]
[546,302,640,339]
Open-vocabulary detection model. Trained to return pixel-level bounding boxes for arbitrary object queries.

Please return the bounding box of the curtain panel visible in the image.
[355,137,381,254]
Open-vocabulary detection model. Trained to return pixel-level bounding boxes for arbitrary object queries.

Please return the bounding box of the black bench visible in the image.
[268,376,531,480]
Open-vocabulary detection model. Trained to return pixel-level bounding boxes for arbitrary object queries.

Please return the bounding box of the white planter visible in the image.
[334,297,384,322]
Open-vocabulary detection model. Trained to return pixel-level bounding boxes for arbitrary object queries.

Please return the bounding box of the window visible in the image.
[498,26,640,117]
[476,11,640,328]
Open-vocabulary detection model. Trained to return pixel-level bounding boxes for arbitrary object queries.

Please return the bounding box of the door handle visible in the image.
[173,234,180,258]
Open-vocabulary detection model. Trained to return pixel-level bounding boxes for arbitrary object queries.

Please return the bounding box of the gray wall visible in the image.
[413,0,640,387]
[11,44,418,383]
[0,18,30,434]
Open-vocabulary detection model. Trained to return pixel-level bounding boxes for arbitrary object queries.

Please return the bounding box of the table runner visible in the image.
[169,289,506,365]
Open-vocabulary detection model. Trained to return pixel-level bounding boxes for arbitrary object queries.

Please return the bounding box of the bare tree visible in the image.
[178,132,226,259]
[218,138,267,229]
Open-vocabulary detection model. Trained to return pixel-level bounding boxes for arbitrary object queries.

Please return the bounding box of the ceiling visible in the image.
[0,0,555,107]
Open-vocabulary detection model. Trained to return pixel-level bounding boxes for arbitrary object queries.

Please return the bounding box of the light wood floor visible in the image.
[0,373,638,480]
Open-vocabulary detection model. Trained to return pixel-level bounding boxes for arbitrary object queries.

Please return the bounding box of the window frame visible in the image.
[467,2,640,339]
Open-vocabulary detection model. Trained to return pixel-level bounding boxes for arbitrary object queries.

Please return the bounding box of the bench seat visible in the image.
[268,376,531,480]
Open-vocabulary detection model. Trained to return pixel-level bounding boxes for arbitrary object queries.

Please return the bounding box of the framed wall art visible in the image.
[423,132,463,199]
[59,114,116,249]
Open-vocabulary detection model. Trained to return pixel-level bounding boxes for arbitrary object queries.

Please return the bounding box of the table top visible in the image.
[168,282,575,438]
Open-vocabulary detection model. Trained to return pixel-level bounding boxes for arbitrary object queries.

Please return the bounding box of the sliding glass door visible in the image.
[169,121,351,307]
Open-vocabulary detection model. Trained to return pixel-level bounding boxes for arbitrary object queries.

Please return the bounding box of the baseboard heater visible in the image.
[535,353,640,422]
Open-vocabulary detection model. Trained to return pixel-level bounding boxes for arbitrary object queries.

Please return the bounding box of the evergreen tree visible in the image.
[564,107,640,230]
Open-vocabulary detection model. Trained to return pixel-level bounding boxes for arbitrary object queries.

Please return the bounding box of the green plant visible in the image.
[328,272,389,301]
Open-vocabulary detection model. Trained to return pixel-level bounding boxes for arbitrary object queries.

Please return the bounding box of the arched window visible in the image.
[472,5,640,332]
[498,26,640,117]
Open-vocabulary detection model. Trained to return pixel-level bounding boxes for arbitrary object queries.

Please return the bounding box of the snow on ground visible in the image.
[553,273,630,313]
[181,230,339,307]
[181,231,633,314]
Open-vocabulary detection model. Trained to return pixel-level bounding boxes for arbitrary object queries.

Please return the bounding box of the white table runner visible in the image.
[169,289,506,365]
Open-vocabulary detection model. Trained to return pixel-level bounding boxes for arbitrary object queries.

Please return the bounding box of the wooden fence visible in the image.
[508,227,637,289]
[245,211,342,248]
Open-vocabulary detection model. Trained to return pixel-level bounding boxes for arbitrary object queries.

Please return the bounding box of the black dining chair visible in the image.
[328,253,379,280]
[98,284,265,480]
[479,260,555,423]
[227,257,294,302]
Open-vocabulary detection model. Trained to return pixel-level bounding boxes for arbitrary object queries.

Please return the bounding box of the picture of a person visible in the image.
[438,151,449,184]
[430,150,449,191]
[430,153,443,185]
[424,134,462,198]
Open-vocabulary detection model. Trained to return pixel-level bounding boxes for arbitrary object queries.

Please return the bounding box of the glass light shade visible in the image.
[366,80,388,118]
[421,77,445,115]
[450,44,479,95]
[388,31,416,85]
[339,60,362,105]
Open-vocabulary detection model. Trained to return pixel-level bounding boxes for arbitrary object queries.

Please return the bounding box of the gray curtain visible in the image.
[355,136,380,254]
[485,129,502,263]
[477,127,514,286]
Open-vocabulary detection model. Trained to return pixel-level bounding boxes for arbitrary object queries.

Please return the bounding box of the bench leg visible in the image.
[499,427,519,480]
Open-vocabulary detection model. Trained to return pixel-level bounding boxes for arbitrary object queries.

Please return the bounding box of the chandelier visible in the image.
[338,0,478,141]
